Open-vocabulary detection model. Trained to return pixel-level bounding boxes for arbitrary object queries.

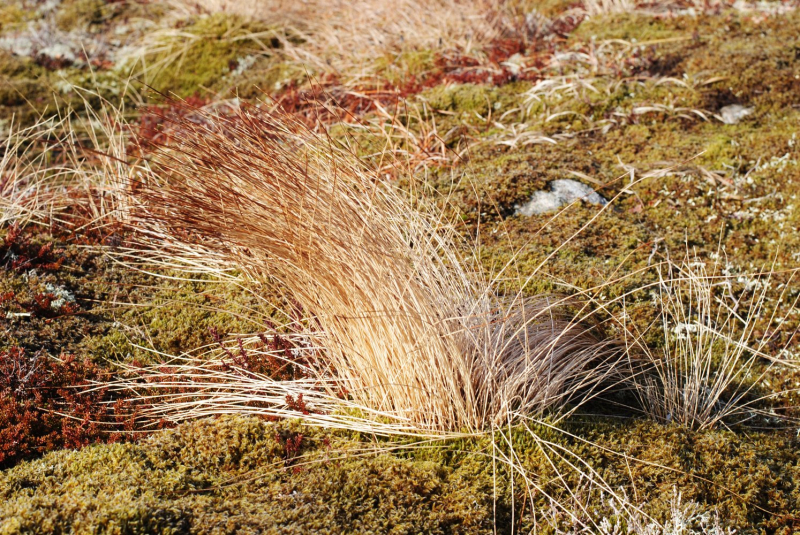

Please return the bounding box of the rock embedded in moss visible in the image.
[717,103,753,125]
[514,179,607,216]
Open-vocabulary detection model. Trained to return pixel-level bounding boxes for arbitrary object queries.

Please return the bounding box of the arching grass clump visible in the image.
[116,100,626,433]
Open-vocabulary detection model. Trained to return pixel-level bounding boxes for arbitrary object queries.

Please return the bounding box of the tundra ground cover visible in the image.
[1,0,800,532]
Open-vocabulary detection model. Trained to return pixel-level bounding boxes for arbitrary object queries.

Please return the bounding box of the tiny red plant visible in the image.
[274,429,305,469]
[285,393,310,415]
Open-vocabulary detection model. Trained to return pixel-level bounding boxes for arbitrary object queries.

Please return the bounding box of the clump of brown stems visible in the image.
[117,100,625,433]
[622,253,800,431]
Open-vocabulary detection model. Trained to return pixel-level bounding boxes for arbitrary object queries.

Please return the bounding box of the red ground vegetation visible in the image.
[0,347,137,468]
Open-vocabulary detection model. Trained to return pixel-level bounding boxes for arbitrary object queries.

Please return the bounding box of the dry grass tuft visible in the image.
[0,88,135,229]
[620,253,800,430]
[115,100,625,433]
[168,0,515,72]
[0,118,69,228]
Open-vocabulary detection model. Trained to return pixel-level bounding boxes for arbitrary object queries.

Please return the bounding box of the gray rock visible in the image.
[514,179,607,216]
[718,104,753,125]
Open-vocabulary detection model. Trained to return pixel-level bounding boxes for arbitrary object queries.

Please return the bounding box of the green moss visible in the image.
[422,83,496,115]
[0,3,31,33]
[415,8,800,310]
[56,0,164,33]
[0,223,270,366]
[0,52,45,111]
[572,10,800,113]
[232,59,308,98]
[0,227,117,357]
[515,0,577,18]
[373,49,436,85]
[572,12,688,42]
[55,0,105,32]
[0,53,135,125]
[78,267,275,364]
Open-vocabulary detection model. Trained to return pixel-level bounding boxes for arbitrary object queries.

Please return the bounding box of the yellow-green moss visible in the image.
[0,416,498,534]
[79,267,276,364]
[572,12,688,42]
[3,415,800,533]
[0,225,270,366]
[0,3,31,33]
[55,0,105,32]
[0,51,44,109]
[0,53,136,124]
[422,83,496,115]
[55,0,165,33]
[374,49,436,85]
[400,8,799,434]
[231,59,308,97]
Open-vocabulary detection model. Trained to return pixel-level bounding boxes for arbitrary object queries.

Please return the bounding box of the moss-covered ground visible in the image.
[1,0,800,532]
[4,415,800,533]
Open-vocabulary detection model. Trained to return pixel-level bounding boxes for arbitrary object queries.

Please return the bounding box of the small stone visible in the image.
[718,104,753,125]
[514,179,607,216]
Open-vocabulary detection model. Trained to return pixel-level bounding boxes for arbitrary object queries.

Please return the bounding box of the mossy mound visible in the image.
[134,13,288,98]
[414,8,800,365]
[0,416,497,534]
[0,223,277,465]
[3,415,800,533]
[54,0,106,32]
[0,224,262,363]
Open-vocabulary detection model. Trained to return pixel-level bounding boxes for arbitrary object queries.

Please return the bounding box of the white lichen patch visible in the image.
[44,282,76,311]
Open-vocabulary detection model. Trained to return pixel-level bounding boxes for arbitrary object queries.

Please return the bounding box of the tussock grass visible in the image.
[114,100,626,433]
